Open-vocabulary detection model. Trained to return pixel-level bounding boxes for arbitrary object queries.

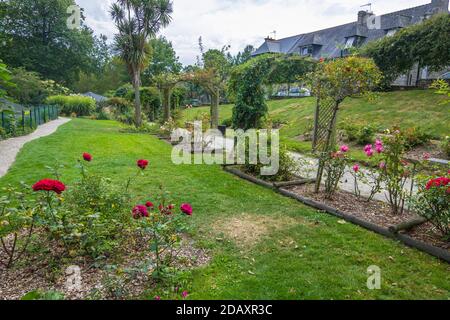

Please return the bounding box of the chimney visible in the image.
[357,10,373,25]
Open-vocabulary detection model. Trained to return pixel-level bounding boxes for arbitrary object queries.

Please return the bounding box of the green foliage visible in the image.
[411,175,450,239]
[242,145,296,182]
[403,127,432,150]
[111,0,173,127]
[230,54,316,130]
[441,136,450,157]
[7,68,70,105]
[309,56,382,104]
[379,130,410,215]
[0,0,100,87]
[61,174,132,258]
[143,36,182,85]
[21,290,65,300]
[322,150,348,198]
[431,79,450,105]
[103,97,134,125]
[362,14,450,86]
[0,184,38,268]
[0,60,12,98]
[341,123,378,145]
[46,95,95,117]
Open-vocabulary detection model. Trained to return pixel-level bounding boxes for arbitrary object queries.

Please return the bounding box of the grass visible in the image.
[1,118,449,300]
[183,89,450,157]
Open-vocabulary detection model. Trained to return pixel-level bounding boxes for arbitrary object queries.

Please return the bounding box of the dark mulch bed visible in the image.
[284,184,450,252]
[0,232,210,300]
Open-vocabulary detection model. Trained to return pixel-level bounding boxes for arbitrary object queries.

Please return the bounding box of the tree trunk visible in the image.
[132,71,142,127]
[163,88,171,122]
[210,89,220,129]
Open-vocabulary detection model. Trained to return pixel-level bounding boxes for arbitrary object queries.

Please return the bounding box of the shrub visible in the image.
[133,186,192,278]
[403,127,432,150]
[0,184,39,268]
[441,136,450,157]
[61,174,132,257]
[46,95,95,117]
[221,118,232,127]
[242,144,296,182]
[341,123,378,145]
[322,146,350,198]
[103,97,134,125]
[411,175,450,239]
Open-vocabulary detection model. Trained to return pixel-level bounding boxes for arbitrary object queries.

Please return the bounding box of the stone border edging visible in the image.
[223,166,450,264]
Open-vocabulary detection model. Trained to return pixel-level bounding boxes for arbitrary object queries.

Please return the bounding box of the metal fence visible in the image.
[0,105,59,134]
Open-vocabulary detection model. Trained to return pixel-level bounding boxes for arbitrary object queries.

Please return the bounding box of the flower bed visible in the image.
[0,153,206,300]
[283,183,449,252]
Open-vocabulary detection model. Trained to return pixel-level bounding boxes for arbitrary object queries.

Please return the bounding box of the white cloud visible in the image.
[75,0,435,65]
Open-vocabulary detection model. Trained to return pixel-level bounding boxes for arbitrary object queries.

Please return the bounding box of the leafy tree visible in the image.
[190,49,231,128]
[110,0,173,127]
[232,45,255,65]
[230,54,316,130]
[0,60,12,99]
[0,0,99,87]
[143,36,182,85]
[155,73,180,122]
[362,14,450,86]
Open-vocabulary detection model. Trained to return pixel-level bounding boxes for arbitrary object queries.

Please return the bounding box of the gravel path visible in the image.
[0,118,71,178]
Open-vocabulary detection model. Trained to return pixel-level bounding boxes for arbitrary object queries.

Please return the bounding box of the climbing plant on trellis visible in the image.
[309,56,383,192]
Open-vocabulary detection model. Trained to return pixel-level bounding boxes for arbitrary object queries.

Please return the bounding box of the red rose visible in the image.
[137,159,149,170]
[426,177,450,190]
[168,204,175,210]
[132,205,149,219]
[32,179,66,194]
[145,201,154,209]
[83,152,92,162]
[181,203,193,216]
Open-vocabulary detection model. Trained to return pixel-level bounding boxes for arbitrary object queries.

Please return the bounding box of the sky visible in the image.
[75,0,435,66]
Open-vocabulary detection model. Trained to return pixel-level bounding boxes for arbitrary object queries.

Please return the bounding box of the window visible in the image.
[301,47,310,56]
[344,37,355,49]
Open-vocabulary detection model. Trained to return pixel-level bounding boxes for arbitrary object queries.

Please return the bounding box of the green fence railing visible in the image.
[0,105,59,135]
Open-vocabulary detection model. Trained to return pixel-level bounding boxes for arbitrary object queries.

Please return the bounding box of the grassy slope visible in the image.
[183,89,450,154]
[0,119,449,300]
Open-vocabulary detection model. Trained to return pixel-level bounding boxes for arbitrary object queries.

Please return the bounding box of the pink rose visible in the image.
[353,164,360,173]
[181,203,193,216]
[340,145,349,153]
[379,162,386,170]
[376,145,384,154]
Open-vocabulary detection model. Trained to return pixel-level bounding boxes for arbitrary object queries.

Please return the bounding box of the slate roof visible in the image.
[253,0,449,59]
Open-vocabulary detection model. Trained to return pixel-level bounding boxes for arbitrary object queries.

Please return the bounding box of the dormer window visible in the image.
[300,46,311,56]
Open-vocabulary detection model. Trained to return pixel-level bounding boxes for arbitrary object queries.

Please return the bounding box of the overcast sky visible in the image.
[75,0,435,65]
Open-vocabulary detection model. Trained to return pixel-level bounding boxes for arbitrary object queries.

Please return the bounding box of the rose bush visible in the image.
[412,175,450,240]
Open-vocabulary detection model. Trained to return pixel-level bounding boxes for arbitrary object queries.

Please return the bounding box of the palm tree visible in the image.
[110,0,173,127]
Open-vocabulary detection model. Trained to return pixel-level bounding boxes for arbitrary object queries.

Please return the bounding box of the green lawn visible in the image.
[1,119,449,300]
[183,89,450,155]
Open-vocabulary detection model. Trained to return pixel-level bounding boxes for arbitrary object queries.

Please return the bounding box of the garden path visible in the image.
[0,118,71,178]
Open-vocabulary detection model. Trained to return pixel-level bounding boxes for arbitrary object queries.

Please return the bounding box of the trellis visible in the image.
[312,85,340,193]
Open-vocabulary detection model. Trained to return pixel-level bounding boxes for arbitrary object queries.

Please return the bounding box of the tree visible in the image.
[0,60,12,99]
[192,49,231,128]
[232,45,255,66]
[110,0,173,127]
[308,56,382,191]
[362,14,450,86]
[155,73,180,122]
[229,54,316,130]
[0,0,99,87]
[143,36,182,85]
